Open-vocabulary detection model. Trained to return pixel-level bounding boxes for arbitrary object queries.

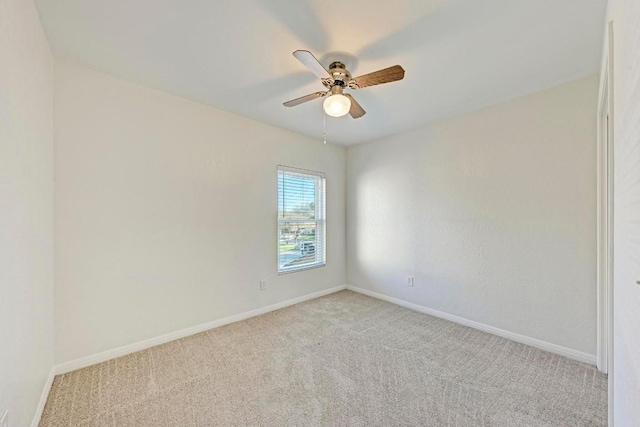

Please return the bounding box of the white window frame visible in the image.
[277,165,326,274]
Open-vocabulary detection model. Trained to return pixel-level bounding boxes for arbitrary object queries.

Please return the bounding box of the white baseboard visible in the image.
[31,366,55,427]
[55,285,347,375]
[346,285,597,365]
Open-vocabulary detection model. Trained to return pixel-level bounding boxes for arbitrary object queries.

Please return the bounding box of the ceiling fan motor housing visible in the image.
[327,61,351,87]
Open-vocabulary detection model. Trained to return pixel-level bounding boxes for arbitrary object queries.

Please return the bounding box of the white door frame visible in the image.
[596,19,614,426]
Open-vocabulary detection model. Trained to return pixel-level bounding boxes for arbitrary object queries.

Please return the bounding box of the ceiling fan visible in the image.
[283,50,405,119]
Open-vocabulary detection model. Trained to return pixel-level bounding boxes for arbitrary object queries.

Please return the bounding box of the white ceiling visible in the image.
[36,0,607,145]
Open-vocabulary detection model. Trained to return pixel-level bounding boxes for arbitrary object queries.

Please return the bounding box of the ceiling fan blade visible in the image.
[352,65,405,88]
[283,91,327,107]
[293,50,331,79]
[345,94,366,118]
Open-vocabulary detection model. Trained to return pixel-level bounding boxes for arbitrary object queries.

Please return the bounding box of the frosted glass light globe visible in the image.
[323,94,351,117]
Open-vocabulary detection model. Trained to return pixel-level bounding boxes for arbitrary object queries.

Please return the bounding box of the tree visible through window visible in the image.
[277,166,326,273]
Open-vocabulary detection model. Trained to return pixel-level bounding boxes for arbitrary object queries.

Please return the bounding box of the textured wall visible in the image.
[347,75,599,356]
[54,61,346,364]
[0,0,54,425]
[608,0,640,424]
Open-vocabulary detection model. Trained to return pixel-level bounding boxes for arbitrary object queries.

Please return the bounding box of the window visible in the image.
[277,166,326,273]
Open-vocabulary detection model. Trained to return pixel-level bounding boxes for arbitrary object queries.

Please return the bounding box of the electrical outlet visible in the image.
[407,277,414,287]
[0,410,8,427]
[260,280,267,291]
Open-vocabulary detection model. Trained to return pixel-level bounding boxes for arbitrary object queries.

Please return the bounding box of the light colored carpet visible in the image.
[40,290,607,426]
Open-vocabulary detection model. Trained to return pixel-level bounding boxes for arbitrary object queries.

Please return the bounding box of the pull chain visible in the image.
[323,111,327,145]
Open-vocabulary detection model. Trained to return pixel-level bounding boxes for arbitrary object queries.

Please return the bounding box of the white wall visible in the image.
[347,75,599,356]
[606,0,640,425]
[54,61,346,364]
[0,0,54,425]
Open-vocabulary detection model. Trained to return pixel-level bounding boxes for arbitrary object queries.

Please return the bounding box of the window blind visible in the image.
[277,166,326,273]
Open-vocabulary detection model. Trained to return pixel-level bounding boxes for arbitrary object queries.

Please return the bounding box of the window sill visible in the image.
[278,263,326,275]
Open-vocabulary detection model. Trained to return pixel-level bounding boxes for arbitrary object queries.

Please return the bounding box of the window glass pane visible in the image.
[278,172,317,220]
[278,221,321,270]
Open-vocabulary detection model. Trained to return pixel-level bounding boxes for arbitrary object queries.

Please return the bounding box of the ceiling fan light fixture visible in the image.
[323,93,351,117]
